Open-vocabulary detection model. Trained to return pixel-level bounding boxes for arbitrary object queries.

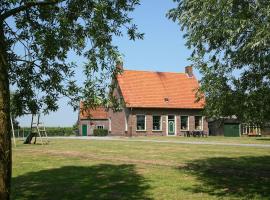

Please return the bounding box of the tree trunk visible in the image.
[0,22,11,200]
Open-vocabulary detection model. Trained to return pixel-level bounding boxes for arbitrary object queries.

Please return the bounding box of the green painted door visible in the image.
[224,123,240,137]
[82,124,87,136]
[168,120,175,135]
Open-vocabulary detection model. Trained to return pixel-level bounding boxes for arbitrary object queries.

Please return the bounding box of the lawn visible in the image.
[12,137,270,200]
[126,135,270,144]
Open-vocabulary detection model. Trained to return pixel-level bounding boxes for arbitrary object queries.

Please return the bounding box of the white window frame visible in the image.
[166,115,177,136]
[194,116,203,130]
[180,115,189,131]
[152,115,162,131]
[125,115,128,132]
[109,117,111,132]
[136,114,146,131]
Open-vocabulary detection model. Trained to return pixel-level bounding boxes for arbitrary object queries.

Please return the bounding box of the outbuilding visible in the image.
[78,105,109,136]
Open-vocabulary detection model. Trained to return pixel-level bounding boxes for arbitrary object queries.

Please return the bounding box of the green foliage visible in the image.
[168,0,270,124]
[23,127,74,136]
[93,128,108,136]
[2,1,142,198]
[2,0,143,115]
[46,127,75,136]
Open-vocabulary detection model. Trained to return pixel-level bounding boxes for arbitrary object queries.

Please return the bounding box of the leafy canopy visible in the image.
[1,0,143,116]
[168,0,270,124]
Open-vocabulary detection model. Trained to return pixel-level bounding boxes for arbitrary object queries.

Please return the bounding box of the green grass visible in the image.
[12,137,270,200]
[127,135,270,144]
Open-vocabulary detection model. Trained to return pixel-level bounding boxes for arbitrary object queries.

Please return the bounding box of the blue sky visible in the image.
[18,0,199,127]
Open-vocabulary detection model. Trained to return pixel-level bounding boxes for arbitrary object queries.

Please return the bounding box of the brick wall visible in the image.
[109,106,208,136]
[127,108,208,136]
[108,84,130,136]
[108,108,129,136]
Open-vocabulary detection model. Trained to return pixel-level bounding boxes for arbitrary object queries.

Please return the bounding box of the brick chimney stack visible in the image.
[116,56,123,71]
[116,61,123,70]
[185,66,193,78]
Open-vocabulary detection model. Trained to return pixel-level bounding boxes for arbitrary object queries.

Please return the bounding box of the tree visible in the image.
[0,0,143,199]
[168,0,270,124]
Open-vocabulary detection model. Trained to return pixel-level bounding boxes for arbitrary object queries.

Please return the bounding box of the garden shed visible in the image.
[208,118,241,137]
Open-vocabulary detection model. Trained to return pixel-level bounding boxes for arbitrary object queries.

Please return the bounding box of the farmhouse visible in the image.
[109,65,208,136]
[79,65,208,136]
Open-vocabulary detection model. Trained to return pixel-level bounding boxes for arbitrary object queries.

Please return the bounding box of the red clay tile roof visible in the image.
[80,102,108,119]
[116,70,205,109]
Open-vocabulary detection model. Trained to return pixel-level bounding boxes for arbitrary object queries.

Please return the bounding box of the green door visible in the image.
[168,115,175,135]
[224,123,240,137]
[82,124,87,136]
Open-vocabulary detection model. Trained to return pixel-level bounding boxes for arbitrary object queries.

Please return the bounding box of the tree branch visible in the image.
[0,0,62,21]
[4,21,29,51]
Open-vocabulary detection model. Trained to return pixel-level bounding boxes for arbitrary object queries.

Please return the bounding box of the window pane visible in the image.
[137,115,145,130]
[195,116,203,130]
[181,116,188,130]
[153,116,161,130]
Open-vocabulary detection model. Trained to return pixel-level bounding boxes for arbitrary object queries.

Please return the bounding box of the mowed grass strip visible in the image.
[12,138,270,200]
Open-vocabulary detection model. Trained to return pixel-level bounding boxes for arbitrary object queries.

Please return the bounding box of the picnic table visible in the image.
[183,131,206,137]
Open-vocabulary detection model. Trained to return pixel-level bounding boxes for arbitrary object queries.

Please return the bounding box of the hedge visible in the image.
[93,129,108,136]
[20,127,76,137]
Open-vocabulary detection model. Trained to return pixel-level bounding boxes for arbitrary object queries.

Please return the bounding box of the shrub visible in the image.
[93,129,108,136]
[21,127,74,137]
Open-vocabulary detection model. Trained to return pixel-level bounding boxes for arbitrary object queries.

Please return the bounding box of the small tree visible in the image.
[0,0,143,199]
[168,0,270,124]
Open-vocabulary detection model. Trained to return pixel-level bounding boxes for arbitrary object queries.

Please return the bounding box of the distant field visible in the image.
[12,137,270,200]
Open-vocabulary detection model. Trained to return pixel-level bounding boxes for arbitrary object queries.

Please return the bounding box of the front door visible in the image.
[168,115,175,135]
[82,124,87,136]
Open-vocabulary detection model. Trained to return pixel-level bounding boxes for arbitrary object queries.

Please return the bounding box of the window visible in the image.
[152,116,161,130]
[181,116,189,130]
[97,125,104,129]
[136,115,146,131]
[195,116,203,130]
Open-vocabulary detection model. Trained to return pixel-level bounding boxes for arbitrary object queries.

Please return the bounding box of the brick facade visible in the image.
[109,107,208,136]
[108,108,129,136]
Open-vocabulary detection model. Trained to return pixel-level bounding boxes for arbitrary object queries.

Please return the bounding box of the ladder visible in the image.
[31,114,49,145]
[10,115,16,147]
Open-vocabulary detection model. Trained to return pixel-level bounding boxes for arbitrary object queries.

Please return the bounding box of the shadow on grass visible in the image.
[12,164,152,200]
[181,156,270,199]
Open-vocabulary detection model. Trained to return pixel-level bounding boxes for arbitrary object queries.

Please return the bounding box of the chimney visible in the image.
[116,56,123,71]
[116,61,123,70]
[185,66,193,78]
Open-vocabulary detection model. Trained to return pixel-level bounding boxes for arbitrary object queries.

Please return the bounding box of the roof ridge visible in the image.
[123,69,186,74]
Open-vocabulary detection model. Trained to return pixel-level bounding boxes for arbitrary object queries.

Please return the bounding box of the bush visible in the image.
[22,127,75,137]
[93,129,108,136]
